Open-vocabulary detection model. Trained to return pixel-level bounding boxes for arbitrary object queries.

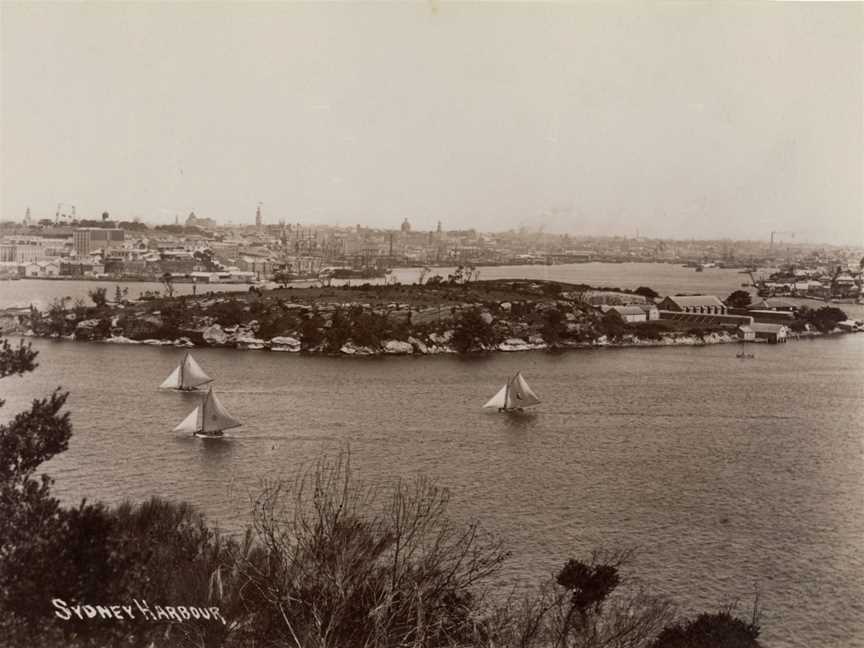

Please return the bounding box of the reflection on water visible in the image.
[1,335,862,648]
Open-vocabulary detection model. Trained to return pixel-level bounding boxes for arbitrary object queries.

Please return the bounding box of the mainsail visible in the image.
[181,354,212,389]
[173,387,241,435]
[506,372,541,408]
[483,372,541,410]
[160,352,213,390]
[200,388,242,434]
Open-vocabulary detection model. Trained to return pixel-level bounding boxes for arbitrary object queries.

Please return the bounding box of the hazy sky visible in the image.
[1,2,862,244]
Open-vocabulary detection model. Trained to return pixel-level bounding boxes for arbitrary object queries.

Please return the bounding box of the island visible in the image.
[0,279,858,355]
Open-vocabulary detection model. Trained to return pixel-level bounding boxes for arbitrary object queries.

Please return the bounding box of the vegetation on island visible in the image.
[0,336,765,648]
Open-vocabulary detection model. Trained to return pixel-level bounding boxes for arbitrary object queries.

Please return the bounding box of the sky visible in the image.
[1,2,862,245]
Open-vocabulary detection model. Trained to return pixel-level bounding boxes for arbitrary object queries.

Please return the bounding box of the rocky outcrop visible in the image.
[383,340,413,355]
[236,336,269,350]
[407,336,428,354]
[270,336,301,352]
[74,319,101,340]
[340,342,375,356]
[202,324,229,346]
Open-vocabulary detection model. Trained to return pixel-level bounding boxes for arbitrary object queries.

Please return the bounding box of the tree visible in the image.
[801,306,847,333]
[88,286,108,307]
[47,298,68,336]
[161,271,175,298]
[634,286,659,301]
[324,307,352,352]
[0,337,72,642]
[299,312,325,350]
[599,310,628,341]
[113,285,128,304]
[452,308,498,352]
[541,307,566,347]
[725,290,752,309]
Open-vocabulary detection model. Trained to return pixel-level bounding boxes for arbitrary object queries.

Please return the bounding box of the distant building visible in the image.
[401,218,411,233]
[751,322,789,344]
[0,240,43,263]
[186,212,217,229]
[256,205,263,228]
[657,295,727,315]
[603,305,648,323]
[747,298,797,312]
[73,228,125,257]
[737,324,756,342]
[638,304,660,320]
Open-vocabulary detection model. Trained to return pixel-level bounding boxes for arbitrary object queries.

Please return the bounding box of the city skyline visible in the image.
[2,3,862,245]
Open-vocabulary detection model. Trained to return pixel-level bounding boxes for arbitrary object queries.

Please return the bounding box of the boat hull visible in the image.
[193,431,226,439]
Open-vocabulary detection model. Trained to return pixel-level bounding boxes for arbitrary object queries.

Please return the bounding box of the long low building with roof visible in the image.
[657,294,728,315]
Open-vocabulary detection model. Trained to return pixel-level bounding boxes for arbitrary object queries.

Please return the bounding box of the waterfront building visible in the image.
[737,324,756,341]
[750,322,789,344]
[657,294,728,315]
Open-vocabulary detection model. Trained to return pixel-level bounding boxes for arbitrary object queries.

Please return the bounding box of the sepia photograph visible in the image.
[0,2,862,647]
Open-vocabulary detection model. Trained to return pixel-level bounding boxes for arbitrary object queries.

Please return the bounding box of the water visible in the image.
[2,335,862,648]
[0,278,251,310]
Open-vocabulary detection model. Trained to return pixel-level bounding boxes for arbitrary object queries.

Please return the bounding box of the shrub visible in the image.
[299,313,325,350]
[599,310,628,341]
[241,453,509,648]
[634,286,659,301]
[207,299,250,327]
[725,290,752,309]
[324,308,352,352]
[88,287,108,307]
[801,306,847,333]
[541,307,567,346]
[650,610,762,648]
[452,308,498,352]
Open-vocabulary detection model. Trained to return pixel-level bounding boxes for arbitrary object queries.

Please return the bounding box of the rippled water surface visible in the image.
[2,334,862,648]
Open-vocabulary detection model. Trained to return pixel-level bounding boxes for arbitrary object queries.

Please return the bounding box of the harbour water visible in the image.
[2,334,862,648]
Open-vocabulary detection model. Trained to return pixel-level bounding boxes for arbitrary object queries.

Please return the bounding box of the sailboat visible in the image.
[174,386,242,438]
[483,372,541,412]
[159,352,213,391]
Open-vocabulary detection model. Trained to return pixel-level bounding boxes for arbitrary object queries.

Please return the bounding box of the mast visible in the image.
[504,374,511,411]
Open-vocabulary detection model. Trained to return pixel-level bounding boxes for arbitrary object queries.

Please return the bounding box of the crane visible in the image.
[55,203,76,223]
[769,231,794,249]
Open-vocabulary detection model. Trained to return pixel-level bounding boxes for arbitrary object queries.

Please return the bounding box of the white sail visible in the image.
[506,372,541,408]
[181,353,213,389]
[200,389,242,433]
[160,366,182,389]
[173,406,201,433]
[483,384,508,409]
